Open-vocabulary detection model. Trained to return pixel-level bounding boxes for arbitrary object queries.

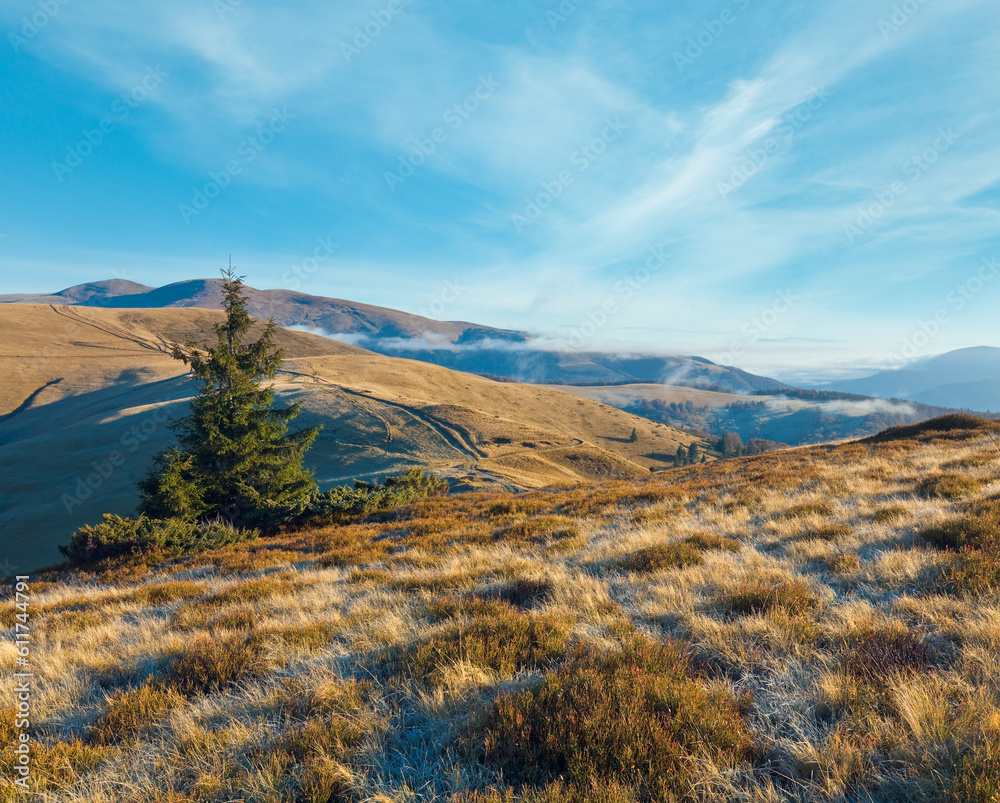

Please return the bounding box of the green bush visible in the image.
[138,268,321,528]
[59,469,443,565]
[59,514,258,565]
[304,468,448,523]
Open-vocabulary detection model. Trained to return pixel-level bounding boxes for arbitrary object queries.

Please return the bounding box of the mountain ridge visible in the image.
[0,278,788,392]
[830,346,1000,411]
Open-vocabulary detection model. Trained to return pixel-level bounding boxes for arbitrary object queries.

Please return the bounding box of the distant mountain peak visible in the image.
[0,278,154,305]
[833,346,1000,412]
[59,278,153,295]
[0,278,789,392]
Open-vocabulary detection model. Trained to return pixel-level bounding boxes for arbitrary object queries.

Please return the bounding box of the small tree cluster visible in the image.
[715,433,783,456]
[719,431,746,457]
[674,443,701,466]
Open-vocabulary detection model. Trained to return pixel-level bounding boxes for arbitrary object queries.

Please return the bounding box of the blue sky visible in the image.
[1,0,998,382]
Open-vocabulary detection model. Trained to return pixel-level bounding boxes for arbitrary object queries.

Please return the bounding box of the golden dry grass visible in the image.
[0,305,707,570]
[3,417,1000,800]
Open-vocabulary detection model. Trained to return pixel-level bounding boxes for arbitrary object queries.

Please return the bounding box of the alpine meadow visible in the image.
[3,1,1000,801]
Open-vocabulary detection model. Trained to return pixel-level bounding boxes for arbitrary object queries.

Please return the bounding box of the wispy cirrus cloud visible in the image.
[1,0,998,378]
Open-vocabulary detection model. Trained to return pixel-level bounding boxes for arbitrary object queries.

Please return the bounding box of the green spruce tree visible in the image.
[629,427,639,443]
[139,264,320,528]
[675,445,688,466]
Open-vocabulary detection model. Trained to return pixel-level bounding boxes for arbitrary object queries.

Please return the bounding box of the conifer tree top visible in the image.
[172,262,283,390]
[139,261,319,528]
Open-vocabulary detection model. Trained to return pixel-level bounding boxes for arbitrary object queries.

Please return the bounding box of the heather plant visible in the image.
[474,635,754,798]
[915,473,982,499]
[404,609,573,683]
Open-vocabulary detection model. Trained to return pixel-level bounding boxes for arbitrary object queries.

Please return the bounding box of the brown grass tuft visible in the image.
[494,516,580,544]
[615,533,739,574]
[920,500,1000,552]
[716,575,821,617]
[871,504,908,524]
[89,682,185,744]
[779,501,834,520]
[472,634,754,799]
[404,609,573,683]
[936,550,1000,597]
[825,552,862,576]
[168,633,273,694]
[946,740,1000,802]
[915,473,982,499]
[615,542,703,573]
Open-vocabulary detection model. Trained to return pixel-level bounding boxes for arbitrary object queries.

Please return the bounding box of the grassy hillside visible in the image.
[4,415,1000,801]
[0,305,705,571]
